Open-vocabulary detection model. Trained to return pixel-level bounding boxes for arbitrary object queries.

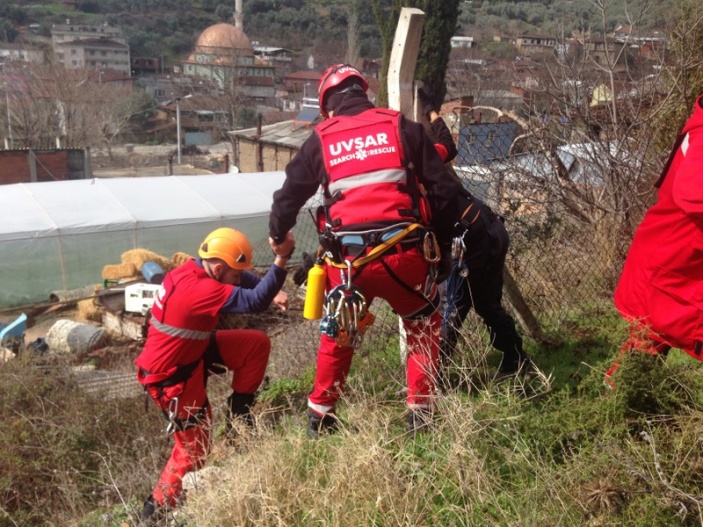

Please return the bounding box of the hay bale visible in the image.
[121,249,172,272]
[102,262,138,280]
[77,296,102,322]
[102,249,188,281]
[171,252,194,268]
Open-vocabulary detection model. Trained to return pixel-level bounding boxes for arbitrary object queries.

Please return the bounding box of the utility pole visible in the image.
[176,94,192,164]
[6,89,13,149]
[1,74,13,149]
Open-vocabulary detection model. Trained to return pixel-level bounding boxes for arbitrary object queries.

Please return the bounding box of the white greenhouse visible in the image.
[0,173,318,308]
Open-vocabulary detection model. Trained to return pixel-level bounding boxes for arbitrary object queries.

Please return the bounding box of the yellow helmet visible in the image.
[198,227,253,270]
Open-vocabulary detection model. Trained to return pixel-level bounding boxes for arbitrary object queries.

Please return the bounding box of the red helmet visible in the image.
[318,64,368,118]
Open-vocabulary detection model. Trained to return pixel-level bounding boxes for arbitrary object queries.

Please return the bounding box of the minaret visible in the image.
[234,0,243,31]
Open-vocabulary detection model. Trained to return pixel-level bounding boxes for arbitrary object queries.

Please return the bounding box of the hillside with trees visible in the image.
[1,0,671,70]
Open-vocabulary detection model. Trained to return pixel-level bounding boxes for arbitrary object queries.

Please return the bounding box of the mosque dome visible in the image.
[194,23,253,53]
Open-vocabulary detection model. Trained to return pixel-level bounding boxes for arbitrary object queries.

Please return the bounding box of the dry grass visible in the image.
[178,361,557,527]
[5,285,703,527]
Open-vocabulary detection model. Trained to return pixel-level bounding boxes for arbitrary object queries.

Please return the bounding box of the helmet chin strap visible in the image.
[339,83,364,94]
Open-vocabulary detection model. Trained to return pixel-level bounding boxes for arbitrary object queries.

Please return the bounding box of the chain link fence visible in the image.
[239,106,660,380]
[70,106,660,396]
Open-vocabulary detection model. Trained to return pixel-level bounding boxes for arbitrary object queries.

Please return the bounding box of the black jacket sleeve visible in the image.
[269,134,325,244]
[431,117,458,163]
[400,116,465,246]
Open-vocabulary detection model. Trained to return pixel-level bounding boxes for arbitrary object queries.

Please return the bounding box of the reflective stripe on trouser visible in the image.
[308,246,439,412]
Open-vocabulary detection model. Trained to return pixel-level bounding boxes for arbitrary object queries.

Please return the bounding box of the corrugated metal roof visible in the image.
[293,106,320,124]
[231,119,317,149]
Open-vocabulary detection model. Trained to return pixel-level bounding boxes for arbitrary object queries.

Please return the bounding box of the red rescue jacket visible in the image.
[135,259,232,383]
[316,107,427,231]
[614,95,703,359]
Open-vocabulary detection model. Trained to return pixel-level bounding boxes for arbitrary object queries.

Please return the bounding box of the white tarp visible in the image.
[0,172,293,308]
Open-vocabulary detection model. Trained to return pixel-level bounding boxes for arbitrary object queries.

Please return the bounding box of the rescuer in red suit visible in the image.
[611,94,703,384]
[134,227,294,523]
[269,64,466,437]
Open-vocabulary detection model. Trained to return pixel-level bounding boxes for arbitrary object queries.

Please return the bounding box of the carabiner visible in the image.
[166,396,179,436]
[345,259,353,289]
[422,231,441,264]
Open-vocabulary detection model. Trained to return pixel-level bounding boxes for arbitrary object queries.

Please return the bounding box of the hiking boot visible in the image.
[406,409,433,437]
[495,356,537,382]
[226,392,255,432]
[307,410,338,440]
[139,495,166,526]
[225,392,257,447]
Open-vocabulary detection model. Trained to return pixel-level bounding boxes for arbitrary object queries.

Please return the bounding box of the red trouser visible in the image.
[308,246,439,415]
[604,321,671,389]
[144,329,271,507]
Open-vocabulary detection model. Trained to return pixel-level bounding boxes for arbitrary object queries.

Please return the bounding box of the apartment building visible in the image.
[51,23,130,76]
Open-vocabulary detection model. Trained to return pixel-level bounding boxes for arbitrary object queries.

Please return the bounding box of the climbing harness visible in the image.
[163,396,209,436]
[322,223,423,269]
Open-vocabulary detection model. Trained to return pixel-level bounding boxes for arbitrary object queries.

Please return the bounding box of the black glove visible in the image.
[292,251,315,286]
[417,82,435,118]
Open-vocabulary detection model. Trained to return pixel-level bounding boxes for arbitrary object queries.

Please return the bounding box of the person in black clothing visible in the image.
[441,192,533,379]
[418,89,533,381]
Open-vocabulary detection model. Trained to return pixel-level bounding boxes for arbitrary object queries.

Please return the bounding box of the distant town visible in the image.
[0,1,670,181]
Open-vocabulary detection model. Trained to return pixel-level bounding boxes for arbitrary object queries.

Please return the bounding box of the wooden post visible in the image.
[28,150,38,182]
[84,147,93,179]
[386,7,425,119]
[389,8,425,364]
[503,267,545,342]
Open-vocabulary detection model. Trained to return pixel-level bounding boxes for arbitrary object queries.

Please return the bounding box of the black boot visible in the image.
[496,354,536,381]
[139,495,165,526]
[226,392,256,435]
[307,410,338,440]
[406,409,433,437]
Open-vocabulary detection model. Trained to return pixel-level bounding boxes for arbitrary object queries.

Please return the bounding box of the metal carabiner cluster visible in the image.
[319,263,375,347]
[320,285,375,347]
[451,234,469,278]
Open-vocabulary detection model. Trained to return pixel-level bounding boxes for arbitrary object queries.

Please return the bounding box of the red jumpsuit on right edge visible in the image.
[611,94,703,383]
[269,64,464,436]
